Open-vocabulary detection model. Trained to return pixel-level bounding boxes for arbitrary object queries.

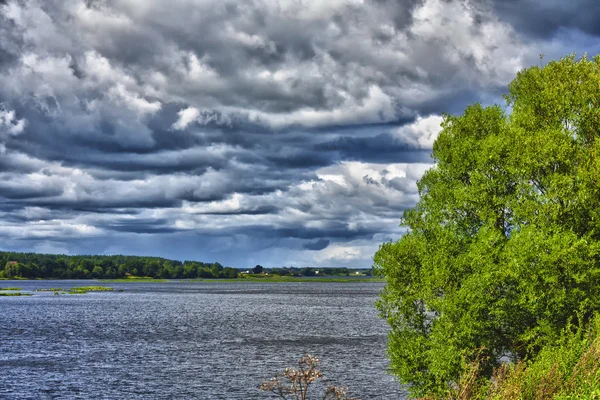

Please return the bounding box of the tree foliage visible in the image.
[374,55,600,396]
[0,251,238,280]
[253,264,265,274]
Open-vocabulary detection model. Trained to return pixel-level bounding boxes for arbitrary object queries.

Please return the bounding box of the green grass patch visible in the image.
[0,287,22,290]
[101,276,167,283]
[35,288,64,292]
[205,275,383,283]
[69,286,114,294]
[0,292,31,296]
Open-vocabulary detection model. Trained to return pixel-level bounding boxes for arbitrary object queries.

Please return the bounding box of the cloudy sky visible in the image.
[0,0,598,268]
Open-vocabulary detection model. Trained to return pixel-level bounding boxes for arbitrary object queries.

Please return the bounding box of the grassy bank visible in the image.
[69,286,114,294]
[0,292,31,296]
[1,275,381,284]
[201,274,383,283]
[426,314,600,400]
[101,276,167,283]
[33,286,115,294]
[106,274,383,283]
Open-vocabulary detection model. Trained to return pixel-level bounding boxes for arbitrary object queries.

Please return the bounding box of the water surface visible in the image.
[0,280,406,399]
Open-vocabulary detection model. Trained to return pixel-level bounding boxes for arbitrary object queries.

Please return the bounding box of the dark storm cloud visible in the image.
[0,9,22,68]
[275,225,377,240]
[303,239,331,251]
[0,0,594,267]
[488,0,600,39]
[0,184,63,200]
[264,149,334,169]
[320,133,432,164]
[191,205,279,216]
[101,218,181,234]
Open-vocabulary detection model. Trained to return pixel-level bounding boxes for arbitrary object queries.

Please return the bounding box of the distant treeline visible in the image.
[0,251,238,280]
[257,265,372,277]
[0,251,372,280]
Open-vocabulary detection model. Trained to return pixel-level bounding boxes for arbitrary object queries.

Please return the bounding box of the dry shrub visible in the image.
[260,354,358,400]
[564,332,600,395]
[434,316,600,400]
[487,362,524,400]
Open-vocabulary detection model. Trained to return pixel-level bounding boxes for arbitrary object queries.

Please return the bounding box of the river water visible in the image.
[0,280,407,399]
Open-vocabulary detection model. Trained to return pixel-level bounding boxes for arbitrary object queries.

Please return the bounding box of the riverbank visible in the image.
[199,276,383,283]
[2,275,383,283]
[419,314,600,400]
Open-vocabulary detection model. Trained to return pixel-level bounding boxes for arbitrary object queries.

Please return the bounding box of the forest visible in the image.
[0,251,370,280]
[0,251,239,279]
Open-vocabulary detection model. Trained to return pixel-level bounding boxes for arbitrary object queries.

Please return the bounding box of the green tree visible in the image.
[211,262,224,276]
[91,266,104,278]
[183,262,198,278]
[4,261,18,278]
[143,260,160,277]
[252,264,264,274]
[222,267,238,279]
[374,55,600,397]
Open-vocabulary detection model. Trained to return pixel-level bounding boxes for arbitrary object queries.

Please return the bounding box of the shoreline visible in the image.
[1,276,384,283]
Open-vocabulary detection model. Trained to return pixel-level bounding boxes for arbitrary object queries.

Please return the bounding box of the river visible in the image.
[0,280,407,399]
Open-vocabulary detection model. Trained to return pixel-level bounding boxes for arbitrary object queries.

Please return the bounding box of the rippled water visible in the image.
[0,280,407,399]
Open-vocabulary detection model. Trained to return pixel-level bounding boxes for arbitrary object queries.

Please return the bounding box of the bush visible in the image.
[430,314,600,399]
[260,354,358,400]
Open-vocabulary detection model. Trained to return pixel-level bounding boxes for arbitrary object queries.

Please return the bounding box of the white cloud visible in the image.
[410,0,526,85]
[172,107,200,130]
[245,85,397,129]
[395,114,444,149]
[315,243,366,263]
[0,107,26,136]
[109,84,161,116]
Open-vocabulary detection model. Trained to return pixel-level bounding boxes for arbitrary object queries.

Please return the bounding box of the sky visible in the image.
[1,0,599,269]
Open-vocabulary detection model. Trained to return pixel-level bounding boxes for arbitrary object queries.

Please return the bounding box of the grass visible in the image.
[68,286,115,294]
[2,275,380,283]
[35,288,65,292]
[0,292,31,296]
[0,287,22,290]
[423,314,600,399]
[231,274,384,283]
[108,275,382,283]
[101,276,167,283]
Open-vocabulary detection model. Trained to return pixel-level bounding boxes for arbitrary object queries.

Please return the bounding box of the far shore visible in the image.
[1,275,384,283]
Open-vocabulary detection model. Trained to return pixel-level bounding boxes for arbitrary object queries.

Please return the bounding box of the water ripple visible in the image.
[0,281,407,399]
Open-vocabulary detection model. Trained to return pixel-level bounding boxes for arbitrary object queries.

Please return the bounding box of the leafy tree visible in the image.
[374,55,600,397]
[90,266,103,278]
[222,267,239,279]
[252,265,264,274]
[183,262,198,278]
[4,261,18,278]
